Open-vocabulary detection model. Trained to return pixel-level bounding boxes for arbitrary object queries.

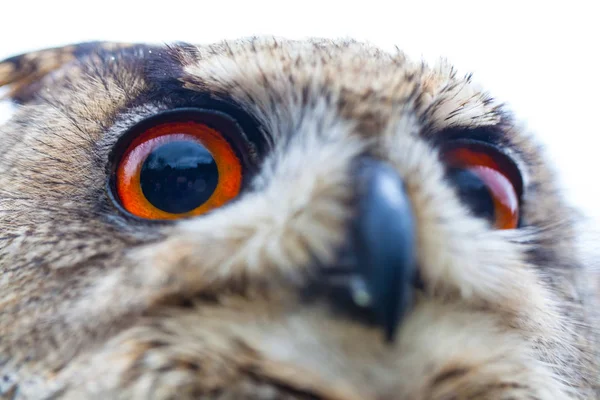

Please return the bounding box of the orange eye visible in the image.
[442,140,523,230]
[115,119,242,220]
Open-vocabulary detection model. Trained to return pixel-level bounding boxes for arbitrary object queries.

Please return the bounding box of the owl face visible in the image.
[0,39,597,399]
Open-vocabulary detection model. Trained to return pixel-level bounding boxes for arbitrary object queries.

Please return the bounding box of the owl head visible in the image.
[0,38,598,399]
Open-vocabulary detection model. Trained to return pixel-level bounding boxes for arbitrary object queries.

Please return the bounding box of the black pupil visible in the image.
[447,167,495,222]
[140,140,218,214]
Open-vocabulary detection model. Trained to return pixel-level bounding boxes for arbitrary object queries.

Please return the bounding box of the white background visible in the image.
[1,1,598,218]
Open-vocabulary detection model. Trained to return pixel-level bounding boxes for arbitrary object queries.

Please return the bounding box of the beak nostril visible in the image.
[316,158,417,343]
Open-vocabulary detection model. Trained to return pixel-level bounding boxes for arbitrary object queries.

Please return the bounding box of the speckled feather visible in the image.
[0,38,598,399]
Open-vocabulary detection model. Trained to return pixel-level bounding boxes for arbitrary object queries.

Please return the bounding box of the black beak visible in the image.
[321,158,416,342]
[353,158,416,341]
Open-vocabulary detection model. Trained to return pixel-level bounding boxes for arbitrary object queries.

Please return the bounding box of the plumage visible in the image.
[0,38,598,399]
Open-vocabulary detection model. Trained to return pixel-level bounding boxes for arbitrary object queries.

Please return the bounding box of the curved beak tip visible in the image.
[354,159,417,343]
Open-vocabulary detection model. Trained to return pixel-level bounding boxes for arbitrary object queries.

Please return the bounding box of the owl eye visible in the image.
[441,140,523,230]
[112,111,244,220]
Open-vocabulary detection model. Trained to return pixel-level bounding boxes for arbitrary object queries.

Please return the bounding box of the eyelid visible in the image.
[440,138,524,229]
[107,108,253,222]
[440,138,524,199]
[109,108,255,170]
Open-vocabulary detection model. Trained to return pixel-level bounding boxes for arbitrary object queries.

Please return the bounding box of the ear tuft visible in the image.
[0,42,132,103]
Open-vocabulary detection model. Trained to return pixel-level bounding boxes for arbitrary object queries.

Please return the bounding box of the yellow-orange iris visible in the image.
[444,146,519,230]
[116,121,242,220]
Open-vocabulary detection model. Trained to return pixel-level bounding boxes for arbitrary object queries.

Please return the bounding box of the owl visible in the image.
[0,38,598,399]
